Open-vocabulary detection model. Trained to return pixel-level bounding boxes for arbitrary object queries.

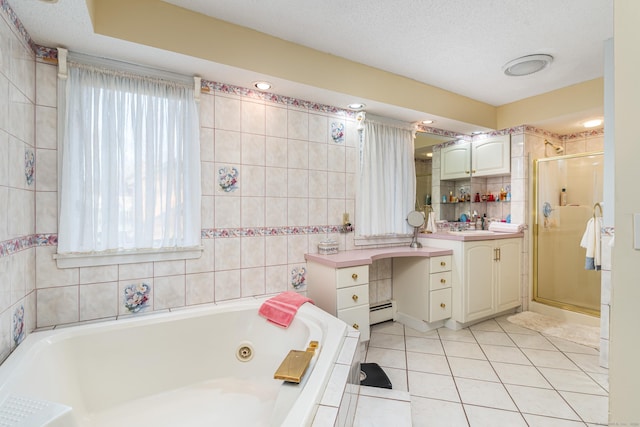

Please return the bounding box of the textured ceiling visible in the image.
[8,0,613,134]
[165,0,612,106]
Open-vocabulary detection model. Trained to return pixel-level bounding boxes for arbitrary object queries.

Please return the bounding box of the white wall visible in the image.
[609,0,640,423]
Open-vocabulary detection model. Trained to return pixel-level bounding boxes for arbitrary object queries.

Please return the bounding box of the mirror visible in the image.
[407,210,425,248]
[414,132,455,210]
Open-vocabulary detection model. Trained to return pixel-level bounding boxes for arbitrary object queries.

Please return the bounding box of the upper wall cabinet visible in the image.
[441,135,511,180]
[471,135,511,177]
[440,141,471,180]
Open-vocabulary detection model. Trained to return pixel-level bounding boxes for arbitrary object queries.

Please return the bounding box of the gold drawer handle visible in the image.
[465,170,470,174]
[440,303,446,308]
[352,273,358,280]
[440,261,446,267]
[352,323,359,330]
[352,294,359,302]
[440,278,446,284]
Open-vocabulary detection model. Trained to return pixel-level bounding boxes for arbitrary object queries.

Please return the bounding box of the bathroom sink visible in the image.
[447,230,496,236]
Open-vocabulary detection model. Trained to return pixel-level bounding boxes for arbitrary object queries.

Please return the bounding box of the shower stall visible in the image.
[533,152,604,316]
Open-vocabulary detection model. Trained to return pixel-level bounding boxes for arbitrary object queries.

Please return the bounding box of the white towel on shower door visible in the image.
[580,217,602,270]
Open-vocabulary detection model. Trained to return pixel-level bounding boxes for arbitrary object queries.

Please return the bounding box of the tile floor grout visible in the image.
[353,314,608,427]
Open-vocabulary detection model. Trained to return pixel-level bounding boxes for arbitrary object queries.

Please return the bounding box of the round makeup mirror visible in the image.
[406,210,425,248]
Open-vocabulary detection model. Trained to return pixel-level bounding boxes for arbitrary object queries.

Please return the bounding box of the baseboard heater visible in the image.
[369,300,396,325]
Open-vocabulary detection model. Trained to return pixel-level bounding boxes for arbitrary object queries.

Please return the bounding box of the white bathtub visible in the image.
[0,298,350,427]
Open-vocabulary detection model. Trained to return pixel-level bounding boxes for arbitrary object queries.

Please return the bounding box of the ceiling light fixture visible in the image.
[253,81,272,91]
[503,54,553,77]
[421,120,434,125]
[583,119,603,128]
[348,103,365,110]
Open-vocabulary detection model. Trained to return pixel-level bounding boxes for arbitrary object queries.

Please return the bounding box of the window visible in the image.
[56,51,201,267]
[355,115,416,242]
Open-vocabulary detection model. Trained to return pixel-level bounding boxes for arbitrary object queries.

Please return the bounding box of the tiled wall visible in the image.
[30,65,360,328]
[0,5,37,361]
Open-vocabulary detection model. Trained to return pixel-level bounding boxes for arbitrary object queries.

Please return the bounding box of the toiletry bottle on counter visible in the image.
[560,188,567,206]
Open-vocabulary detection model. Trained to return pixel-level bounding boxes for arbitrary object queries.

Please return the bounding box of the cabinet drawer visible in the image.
[429,271,451,291]
[429,288,452,322]
[338,305,370,341]
[430,255,452,273]
[336,284,369,310]
[336,265,369,288]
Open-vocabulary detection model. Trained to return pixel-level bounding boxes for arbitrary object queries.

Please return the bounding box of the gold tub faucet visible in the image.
[273,341,319,383]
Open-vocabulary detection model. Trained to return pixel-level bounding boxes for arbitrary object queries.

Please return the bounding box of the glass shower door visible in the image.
[534,152,603,316]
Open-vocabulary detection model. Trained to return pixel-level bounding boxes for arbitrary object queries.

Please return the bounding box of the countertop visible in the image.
[419,230,524,242]
[304,246,453,268]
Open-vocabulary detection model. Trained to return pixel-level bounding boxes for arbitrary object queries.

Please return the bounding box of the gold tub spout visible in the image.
[273,341,319,383]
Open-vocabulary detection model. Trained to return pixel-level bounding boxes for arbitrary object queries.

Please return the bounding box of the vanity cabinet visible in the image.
[421,237,522,327]
[306,263,370,341]
[440,135,511,180]
[393,255,452,324]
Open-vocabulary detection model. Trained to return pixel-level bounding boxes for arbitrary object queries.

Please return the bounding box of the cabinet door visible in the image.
[338,305,370,341]
[440,142,471,180]
[471,135,510,177]
[463,242,495,322]
[495,239,522,312]
[429,288,452,322]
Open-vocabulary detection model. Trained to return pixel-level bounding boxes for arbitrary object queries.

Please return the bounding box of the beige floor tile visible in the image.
[463,405,528,427]
[411,397,468,427]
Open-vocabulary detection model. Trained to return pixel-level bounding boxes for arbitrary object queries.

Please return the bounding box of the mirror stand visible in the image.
[406,210,425,248]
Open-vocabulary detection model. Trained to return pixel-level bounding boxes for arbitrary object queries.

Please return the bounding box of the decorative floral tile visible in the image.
[200,225,344,239]
[123,283,151,313]
[13,305,25,346]
[331,122,345,143]
[33,44,58,62]
[201,80,355,117]
[24,149,35,186]
[218,166,239,192]
[290,266,307,289]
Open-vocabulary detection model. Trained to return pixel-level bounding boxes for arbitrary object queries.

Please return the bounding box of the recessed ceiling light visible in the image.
[348,103,365,110]
[583,119,603,128]
[421,120,434,125]
[503,54,553,77]
[253,81,272,90]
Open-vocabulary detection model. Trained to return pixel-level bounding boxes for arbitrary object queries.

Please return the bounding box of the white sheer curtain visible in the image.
[356,119,416,236]
[58,63,201,253]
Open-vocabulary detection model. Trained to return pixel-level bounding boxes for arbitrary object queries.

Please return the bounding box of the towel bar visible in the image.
[593,202,603,219]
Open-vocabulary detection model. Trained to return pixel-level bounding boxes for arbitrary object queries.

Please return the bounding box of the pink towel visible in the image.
[259,291,314,328]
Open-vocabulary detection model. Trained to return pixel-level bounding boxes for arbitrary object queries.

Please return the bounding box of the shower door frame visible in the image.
[532,151,603,317]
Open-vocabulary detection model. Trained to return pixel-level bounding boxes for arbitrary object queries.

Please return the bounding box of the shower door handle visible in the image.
[496,248,501,261]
